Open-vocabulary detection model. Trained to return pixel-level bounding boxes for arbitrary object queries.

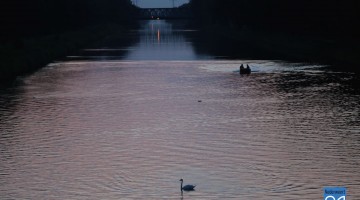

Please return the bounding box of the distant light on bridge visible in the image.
[132,0,190,8]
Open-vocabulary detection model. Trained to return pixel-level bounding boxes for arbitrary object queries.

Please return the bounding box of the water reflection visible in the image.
[124,20,205,60]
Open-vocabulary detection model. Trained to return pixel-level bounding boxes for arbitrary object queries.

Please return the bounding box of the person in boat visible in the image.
[240,64,244,70]
[239,64,245,74]
[246,64,251,74]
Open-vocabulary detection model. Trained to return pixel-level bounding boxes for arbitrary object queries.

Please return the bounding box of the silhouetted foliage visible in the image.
[189,0,359,37]
[1,0,137,40]
[0,0,138,83]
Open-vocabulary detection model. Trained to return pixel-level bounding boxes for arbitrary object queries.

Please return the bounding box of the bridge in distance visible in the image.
[136,7,193,19]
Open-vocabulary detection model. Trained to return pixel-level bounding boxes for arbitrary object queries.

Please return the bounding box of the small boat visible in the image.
[240,64,251,74]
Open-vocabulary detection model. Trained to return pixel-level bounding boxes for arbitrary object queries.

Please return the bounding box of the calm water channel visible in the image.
[1,20,360,199]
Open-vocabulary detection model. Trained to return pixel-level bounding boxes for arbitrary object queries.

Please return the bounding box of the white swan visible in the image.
[179,178,196,191]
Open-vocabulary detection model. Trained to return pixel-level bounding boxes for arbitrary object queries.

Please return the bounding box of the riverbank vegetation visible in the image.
[189,0,360,70]
[1,0,137,83]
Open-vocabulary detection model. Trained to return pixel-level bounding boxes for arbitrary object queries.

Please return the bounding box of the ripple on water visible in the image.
[0,60,360,199]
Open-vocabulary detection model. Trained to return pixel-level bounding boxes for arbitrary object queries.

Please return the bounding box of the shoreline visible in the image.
[208,26,360,72]
[0,24,129,85]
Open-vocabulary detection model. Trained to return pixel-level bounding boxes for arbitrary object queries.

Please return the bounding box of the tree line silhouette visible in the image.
[1,0,136,41]
[2,0,359,40]
[1,0,138,83]
[189,0,359,37]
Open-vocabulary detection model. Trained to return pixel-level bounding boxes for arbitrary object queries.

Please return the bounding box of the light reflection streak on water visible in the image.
[124,20,200,61]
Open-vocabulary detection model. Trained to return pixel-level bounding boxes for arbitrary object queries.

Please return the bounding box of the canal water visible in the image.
[1,20,360,199]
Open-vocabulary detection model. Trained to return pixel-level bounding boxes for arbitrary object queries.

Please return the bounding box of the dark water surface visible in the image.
[1,20,360,199]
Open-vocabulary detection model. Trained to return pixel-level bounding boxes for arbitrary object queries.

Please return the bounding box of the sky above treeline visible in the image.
[131,0,190,8]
